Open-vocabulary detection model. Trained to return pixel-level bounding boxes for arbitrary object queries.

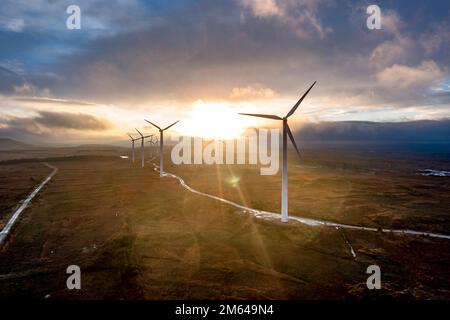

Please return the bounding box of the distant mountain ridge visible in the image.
[0,138,34,151]
[295,120,450,142]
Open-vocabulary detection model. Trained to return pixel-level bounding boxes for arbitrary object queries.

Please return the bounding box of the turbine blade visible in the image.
[285,81,316,118]
[127,134,133,140]
[135,128,143,137]
[163,120,180,131]
[286,124,301,159]
[143,134,154,138]
[145,119,161,131]
[238,113,282,120]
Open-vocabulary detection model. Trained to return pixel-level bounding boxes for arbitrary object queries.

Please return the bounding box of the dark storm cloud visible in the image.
[295,119,450,142]
[0,0,449,115]
[0,111,113,134]
[43,0,449,107]
[0,1,377,101]
[35,111,112,130]
[53,8,337,102]
[0,66,24,93]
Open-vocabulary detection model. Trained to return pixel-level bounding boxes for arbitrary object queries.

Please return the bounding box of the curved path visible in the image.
[153,164,450,241]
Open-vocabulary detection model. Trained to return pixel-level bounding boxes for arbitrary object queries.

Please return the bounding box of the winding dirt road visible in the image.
[153,163,450,241]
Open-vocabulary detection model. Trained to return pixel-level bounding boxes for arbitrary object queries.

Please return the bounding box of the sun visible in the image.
[176,101,254,140]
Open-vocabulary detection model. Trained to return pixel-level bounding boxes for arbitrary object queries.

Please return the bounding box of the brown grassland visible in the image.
[0,146,449,299]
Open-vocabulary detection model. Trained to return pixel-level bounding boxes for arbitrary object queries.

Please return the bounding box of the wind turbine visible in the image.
[135,128,154,168]
[146,136,159,159]
[239,81,316,223]
[144,119,179,177]
[127,133,139,163]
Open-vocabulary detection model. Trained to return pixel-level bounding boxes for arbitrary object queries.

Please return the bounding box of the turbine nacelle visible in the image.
[239,81,316,159]
[127,133,139,142]
[135,128,154,139]
[144,120,180,132]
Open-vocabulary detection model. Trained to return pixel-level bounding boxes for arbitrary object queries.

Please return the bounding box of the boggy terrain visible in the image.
[0,146,449,299]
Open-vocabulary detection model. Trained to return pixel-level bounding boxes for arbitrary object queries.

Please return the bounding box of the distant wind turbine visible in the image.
[127,133,139,163]
[146,136,159,158]
[144,119,179,177]
[239,81,316,222]
[135,128,154,168]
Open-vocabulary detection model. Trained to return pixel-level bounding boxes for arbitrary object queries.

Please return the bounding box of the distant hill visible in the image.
[0,139,34,151]
[72,144,126,149]
[296,120,450,142]
[294,120,450,153]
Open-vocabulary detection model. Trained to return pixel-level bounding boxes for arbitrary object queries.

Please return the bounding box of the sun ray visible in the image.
[176,102,256,140]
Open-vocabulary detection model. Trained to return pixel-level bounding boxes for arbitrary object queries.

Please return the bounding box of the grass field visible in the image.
[0,146,449,299]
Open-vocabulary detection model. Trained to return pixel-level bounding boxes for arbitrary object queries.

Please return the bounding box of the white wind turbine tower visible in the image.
[127,133,139,164]
[239,81,316,223]
[144,119,179,177]
[135,128,154,168]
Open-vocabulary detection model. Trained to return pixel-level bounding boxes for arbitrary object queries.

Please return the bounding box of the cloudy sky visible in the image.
[0,0,449,143]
